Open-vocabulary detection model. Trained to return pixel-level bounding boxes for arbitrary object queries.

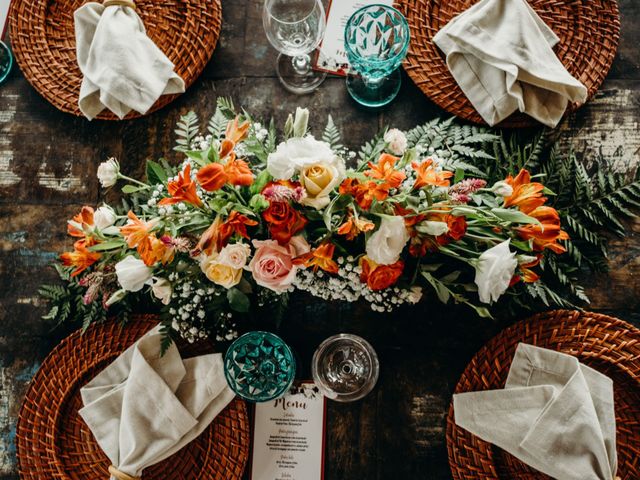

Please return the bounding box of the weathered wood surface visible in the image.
[1,0,640,479]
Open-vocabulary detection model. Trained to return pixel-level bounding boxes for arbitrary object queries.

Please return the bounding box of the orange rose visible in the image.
[262,201,308,245]
[359,256,404,291]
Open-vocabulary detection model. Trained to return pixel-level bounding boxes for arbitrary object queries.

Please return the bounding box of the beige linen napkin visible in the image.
[433,0,587,127]
[79,326,235,480]
[74,1,185,120]
[453,343,617,480]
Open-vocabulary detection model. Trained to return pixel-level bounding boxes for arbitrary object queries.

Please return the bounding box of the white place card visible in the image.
[251,382,326,480]
[314,0,394,76]
[0,0,10,39]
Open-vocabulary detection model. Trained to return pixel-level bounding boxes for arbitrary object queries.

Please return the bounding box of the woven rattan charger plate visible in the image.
[446,310,640,479]
[9,0,222,120]
[396,0,621,128]
[16,315,250,480]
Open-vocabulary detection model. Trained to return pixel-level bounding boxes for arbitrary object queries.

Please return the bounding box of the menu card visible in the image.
[314,0,394,76]
[251,382,326,480]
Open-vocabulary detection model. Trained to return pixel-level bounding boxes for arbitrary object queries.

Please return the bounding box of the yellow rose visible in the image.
[200,254,242,289]
[300,162,345,209]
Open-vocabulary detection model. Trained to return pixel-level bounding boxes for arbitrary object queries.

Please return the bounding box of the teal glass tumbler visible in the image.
[223,331,296,402]
[0,41,13,85]
[344,5,410,108]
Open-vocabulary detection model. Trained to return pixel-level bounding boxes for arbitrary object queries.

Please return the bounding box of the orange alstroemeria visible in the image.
[412,158,453,190]
[516,206,569,253]
[194,217,222,257]
[218,211,259,250]
[503,169,546,214]
[67,206,95,238]
[137,234,175,266]
[159,164,203,207]
[294,243,339,274]
[224,158,254,186]
[60,240,101,277]
[520,257,541,283]
[197,158,254,192]
[339,178,391,210]
[225,117,251,145]
[120,211,156,249]
[364,153,406,189]
[337,210,375,241]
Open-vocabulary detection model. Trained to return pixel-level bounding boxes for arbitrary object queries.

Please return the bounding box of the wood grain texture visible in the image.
[0,1,639,479]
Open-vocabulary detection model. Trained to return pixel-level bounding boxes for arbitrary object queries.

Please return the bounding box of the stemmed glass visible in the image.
[344,5,410,108]
[263,0,327,94]
[312,334,379,402]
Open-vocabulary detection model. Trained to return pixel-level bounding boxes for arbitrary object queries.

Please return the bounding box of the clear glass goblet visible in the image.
[223,331,296,402]
[311,334,380,402]
[344,5,410,108]
[263,0,327,94]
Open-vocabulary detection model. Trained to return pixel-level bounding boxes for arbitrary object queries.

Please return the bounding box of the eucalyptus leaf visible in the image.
[227,288,250,313]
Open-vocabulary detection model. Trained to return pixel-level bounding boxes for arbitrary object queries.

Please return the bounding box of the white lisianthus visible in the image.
[217,243,251,270]
[474,240,518,304]
[97,158,119,188]
[491,180,514,197]
[93,205,117,230]
[366,216,410,265]
[267,136,342,180]
[417,220,449,237]
[115,256,153,292]
[384,128,408,156]
[151,277,172,305]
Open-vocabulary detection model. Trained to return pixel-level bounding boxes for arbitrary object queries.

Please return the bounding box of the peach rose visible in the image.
[249,236,309,293]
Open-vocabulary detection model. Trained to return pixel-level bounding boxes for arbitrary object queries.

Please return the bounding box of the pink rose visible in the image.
[249,236,309,293]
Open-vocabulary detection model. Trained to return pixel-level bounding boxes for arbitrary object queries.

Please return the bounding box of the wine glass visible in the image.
[311,334,379,402]
[344,5,410,108]
[263,0,327,94]
[224,331,296,402]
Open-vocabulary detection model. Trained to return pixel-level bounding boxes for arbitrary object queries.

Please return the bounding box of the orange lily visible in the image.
[60,240,101,277]
[120,211,157,249]
[337,210,375,241]
[197,157,254,192]
[68,206,95,238]
[503,169,546,214]
[225,116,251,145]
[412,158,453,189]
[159,164,203,207]
[218,211,258,250]
[516,206,569,253]
[294,242,339,274]
[364,153,406,189]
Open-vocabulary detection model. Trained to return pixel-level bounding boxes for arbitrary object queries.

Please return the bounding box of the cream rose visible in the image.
[366,216,410,265]
[200,253,243,289]
[94,205,117,230]
[217,243,251,270]
[474,240,518,304]
[249,236,309,293]
[300,162,345,209]
[151,277,172,305]
[384,128,408,156]
[97,158,119,188]
[267,135,344,181]
[115,256,153,292]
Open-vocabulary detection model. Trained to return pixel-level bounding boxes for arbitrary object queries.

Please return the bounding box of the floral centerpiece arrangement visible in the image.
[41,99,640,345]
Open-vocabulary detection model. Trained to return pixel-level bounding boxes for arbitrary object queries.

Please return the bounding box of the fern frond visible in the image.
[174,111,199,152]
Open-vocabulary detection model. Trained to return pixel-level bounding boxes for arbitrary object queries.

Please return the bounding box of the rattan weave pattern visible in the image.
[16,316,250,480]
[396,0,621,128]
[446,310,640,479]
[8,0,222,120]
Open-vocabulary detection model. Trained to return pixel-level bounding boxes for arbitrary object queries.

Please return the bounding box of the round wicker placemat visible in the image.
[396,0,621,128]
[8,0,222,120]
[16,316,250,480]
[446,310,640,479]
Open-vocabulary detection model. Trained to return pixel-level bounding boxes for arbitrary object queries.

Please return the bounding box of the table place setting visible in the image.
[1,0,639,479]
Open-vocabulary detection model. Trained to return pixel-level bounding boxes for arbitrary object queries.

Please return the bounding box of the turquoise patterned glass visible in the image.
[0,42,13,85]
[344,5,410,108]
[224,331,296,402]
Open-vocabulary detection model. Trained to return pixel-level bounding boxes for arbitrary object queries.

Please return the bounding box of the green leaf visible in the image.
[227,288,250,313]
[491,208,540,225]
[453,168,465,184]
[122,185,147,194]
[88,241,126,251]
[146,160,168,184]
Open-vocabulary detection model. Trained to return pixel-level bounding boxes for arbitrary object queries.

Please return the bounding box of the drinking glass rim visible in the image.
[0,41,13,84]
[343,4,410,64]
[264,0,324,26]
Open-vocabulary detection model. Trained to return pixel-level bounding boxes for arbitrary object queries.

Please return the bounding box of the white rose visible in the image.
[94,205,117,230]
[491,180,514,197]
[384,128,408,156]
[366,216,410,265]
[97,158,119,188]
[115,256,153,292]
[416,221,449,237]
[217,243,251,270]
[474,240,518,304]
[151,277,172,305]
[267,135,342,180]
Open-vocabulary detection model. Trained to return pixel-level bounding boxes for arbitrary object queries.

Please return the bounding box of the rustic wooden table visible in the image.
[1,1,639,479]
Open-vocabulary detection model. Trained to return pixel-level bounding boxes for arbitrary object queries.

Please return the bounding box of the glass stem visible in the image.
[291,54,311,75]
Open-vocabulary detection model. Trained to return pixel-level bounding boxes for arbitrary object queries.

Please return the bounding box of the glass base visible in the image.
[346,69,402,108]
[276,53,327,95]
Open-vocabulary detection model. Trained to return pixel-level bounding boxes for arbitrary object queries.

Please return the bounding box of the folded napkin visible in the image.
[454,343,617,480]
[433,0,587,127]
[79,326,235,480]
[74,0,185,120]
